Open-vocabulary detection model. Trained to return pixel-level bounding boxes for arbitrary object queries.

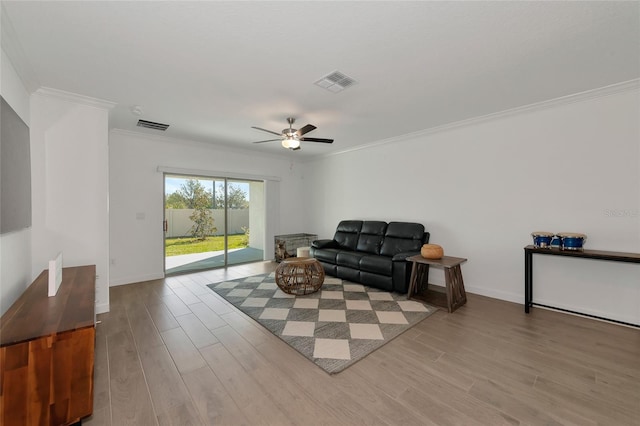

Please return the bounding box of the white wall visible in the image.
[109,130,306,286]
[0,48,32,315]
[30,89,111,314]
[304,84,640,325]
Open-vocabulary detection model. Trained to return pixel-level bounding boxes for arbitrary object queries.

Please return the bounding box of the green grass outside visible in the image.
[165,234,247,256]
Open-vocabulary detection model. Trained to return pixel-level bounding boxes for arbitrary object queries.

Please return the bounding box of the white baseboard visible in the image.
[462,286,638,326]
[96,302,110,314]
[109,272,164,287]
[465,285,522,304]
[532,297,639,326]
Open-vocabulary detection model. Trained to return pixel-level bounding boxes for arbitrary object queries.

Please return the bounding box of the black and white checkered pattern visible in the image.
[207,273,437,374]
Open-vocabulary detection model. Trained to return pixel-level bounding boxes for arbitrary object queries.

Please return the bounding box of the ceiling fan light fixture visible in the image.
[288,138,300,149]
[282,135,300,149]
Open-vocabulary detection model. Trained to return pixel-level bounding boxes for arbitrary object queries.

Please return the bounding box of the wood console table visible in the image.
[407,255,468,313]
[0,265,96,425]
[524,245,640,327]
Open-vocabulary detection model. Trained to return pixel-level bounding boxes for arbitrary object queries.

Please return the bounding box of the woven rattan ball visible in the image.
[421,244,444,259]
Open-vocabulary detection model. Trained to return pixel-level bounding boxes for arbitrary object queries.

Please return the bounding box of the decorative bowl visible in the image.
[421,244,443,259]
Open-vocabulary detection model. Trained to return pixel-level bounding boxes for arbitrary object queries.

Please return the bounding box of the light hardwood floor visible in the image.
[84,261,640,425]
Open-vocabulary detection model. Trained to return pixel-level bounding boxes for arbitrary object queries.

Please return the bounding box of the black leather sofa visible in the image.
[310,220,429,293]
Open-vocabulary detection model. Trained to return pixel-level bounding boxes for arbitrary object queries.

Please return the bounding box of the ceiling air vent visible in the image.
[136,119,170,131]
[314,70,357,93]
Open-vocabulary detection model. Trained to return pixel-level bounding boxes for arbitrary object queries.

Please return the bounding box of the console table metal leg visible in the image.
[524,250,532,313]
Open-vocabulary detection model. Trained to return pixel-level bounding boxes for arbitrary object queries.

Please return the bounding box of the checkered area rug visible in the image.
[207,272,437,374]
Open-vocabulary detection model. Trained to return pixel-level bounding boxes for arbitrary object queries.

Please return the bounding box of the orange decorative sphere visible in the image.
[421,244,444,259]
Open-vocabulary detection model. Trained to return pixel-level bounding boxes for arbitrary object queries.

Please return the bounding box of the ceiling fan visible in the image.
[251,117,334,150]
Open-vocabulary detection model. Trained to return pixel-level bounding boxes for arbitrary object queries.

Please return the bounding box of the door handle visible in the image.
[163,220,168,232]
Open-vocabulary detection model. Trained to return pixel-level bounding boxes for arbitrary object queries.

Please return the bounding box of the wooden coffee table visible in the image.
[275,257,325,295]
[406,254,468,313]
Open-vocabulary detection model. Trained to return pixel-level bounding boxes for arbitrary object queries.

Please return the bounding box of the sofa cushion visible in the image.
[336,251,367,269]
[337,265,360,283]
[356,221,387,255]
[313,248,340,264]
[360,255,392,276]
[360,272,393,292]
[333,220,363,251]
[311,239,337,249]
[380,222,425,257]
[318,262,337,277]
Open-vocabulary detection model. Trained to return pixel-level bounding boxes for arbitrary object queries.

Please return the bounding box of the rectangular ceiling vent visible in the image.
[136,119,170,131]
[314,70,357,93]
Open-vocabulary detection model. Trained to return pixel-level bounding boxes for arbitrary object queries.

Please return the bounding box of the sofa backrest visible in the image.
[379,222,426,256]
[333,220,363,250]
[356,221,388,255]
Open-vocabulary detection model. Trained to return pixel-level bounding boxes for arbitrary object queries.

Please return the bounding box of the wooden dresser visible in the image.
[0,265,96,425]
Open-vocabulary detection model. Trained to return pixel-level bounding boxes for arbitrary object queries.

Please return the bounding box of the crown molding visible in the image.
[323,79,640,159]
[34,87,116,110]
[110,128,294,162]
[1,4,40,93]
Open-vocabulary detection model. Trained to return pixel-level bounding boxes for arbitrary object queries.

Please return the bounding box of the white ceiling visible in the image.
[2,1,639,158]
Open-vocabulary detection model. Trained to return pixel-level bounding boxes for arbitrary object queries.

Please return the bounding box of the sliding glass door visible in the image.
[219,178,265,267]
[164,174,264,275]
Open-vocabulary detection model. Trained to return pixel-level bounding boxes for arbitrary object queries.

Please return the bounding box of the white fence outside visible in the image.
[165,209,249,238]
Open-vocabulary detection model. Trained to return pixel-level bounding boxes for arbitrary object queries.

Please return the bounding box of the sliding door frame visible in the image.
[159,166,279,275]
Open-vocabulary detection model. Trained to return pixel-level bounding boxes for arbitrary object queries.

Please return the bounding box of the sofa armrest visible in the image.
[312,239,338,249]
[392,251,420,262]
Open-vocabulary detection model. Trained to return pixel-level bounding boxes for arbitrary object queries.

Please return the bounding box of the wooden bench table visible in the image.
[406,254,468,313]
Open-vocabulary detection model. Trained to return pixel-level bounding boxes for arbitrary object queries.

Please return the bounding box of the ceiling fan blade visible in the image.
[292,146,301,151]
[297,124,317,136]
[251,126,282,136]
[253,139,281,144]
[300,137,334,144]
